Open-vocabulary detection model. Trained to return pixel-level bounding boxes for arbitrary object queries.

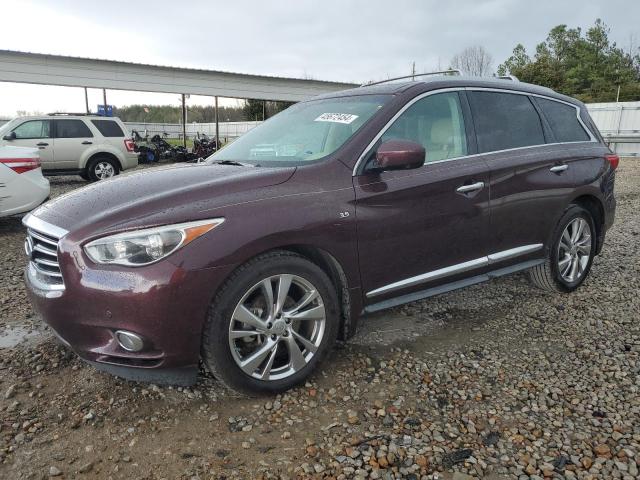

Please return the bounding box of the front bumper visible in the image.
[24,255,234,386]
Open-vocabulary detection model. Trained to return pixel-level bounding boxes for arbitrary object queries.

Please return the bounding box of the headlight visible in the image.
[84,218,224,266]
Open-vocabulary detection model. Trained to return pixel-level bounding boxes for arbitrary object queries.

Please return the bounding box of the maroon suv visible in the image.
[23,77,617,393]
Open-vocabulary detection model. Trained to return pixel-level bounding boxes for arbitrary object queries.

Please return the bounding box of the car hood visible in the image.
[30,163,296,237]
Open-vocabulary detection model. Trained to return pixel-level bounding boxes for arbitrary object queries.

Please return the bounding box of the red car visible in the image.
[23,76,616,393]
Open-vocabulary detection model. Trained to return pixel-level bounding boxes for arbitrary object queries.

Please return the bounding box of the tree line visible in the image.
[113,100,293,123]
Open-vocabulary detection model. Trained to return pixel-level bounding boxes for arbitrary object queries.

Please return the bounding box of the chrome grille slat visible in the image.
[24,221,65,290]
[33,243,57,257]
[32,262,63,278]
[28,229,58,247]
[34,257,59,268]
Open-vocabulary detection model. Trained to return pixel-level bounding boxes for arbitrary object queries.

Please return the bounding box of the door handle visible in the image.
[81,141,93,145]
[36,142,49,147]
[549,164,568,173]
[456,181,485,194]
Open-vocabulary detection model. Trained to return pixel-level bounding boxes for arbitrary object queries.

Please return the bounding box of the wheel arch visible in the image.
[281,245,355,340]
[84,151,123,172]
[571,194,605,254]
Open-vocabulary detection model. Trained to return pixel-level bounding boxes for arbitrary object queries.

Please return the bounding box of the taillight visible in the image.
[124,139,135,153]
[0,157,41,174]
[605,154,619,170]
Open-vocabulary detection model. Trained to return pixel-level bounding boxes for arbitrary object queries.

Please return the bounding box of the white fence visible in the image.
[587,102,640,156]
[124,121,262,142]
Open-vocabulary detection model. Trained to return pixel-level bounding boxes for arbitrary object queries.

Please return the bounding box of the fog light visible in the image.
[115,330,144,352]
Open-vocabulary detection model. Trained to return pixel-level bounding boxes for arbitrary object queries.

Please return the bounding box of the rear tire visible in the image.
[201,251,339,395]
[529,205,596,292]
[87,156,119,181]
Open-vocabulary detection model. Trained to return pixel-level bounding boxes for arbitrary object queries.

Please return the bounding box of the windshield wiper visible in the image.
[212,160,253,167]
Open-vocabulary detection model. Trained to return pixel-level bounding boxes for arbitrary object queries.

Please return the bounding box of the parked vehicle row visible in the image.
[132,130,217,164]
[22,76,616,394]
[0,114,138,181]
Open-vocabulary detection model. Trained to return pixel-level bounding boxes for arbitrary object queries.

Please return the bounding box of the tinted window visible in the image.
[13,120,50,139]
[55,119,93,138]
[379,92,467,163]
[536,98,590,142]
[91,120,125,137]
[469,91,545,153]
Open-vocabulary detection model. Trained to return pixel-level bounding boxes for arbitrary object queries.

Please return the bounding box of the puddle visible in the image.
[0,324,45,348]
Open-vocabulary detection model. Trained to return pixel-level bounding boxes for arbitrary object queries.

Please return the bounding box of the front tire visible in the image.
[201,251,339,394]
[87,156,119,181]
[529,205,596,292]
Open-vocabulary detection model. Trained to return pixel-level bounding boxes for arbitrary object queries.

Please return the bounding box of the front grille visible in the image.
[25,227,64,290]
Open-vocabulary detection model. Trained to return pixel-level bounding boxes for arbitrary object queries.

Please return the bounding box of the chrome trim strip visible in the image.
[352,86,598,176]
[23,214,69,239]
[487,244,543,263]
[367,257,487,298]
[366,244,543,298]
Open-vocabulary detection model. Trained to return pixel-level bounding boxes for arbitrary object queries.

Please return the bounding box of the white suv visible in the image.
[0,114,138,181]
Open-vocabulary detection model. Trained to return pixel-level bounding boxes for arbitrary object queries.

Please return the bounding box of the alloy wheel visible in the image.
[228,274,326,381]
[557,217,592,283]
[94,161,115,179]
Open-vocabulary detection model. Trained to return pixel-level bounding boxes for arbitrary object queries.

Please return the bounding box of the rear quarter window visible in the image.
[536,98,591,143]
[91,120,125,137]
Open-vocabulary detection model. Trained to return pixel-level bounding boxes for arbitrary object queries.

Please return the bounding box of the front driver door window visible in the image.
[355,91,491,302]
[10,120,55,166]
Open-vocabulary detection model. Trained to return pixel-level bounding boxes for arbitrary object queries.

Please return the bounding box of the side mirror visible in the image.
[3,132,16,141]
[375,140,425,171]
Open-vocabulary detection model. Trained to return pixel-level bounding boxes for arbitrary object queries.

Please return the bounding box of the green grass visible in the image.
[165,138,195,148]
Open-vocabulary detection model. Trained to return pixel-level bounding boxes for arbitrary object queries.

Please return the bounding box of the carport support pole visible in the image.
[103,89,107,110]
[214,96,219,146]
[181,94,187,148]
[84,87,89,114]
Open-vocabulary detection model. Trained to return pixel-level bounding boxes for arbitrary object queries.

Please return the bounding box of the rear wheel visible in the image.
[87,156,119,181]
[529,205,596,292]
[201,251,339,394]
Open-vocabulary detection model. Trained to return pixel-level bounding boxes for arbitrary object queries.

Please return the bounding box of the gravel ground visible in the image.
[0,160,638,480]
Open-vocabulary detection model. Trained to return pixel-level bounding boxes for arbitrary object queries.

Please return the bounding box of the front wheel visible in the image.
[529,205,597,292]
[201,251,339,394]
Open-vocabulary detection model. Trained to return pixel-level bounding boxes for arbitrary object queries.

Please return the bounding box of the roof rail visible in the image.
[47,112,92,116]
[495,75,519,82]
[361,69,462,87]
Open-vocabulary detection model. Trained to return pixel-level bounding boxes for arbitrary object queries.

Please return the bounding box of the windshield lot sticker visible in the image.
[315,113,359,124]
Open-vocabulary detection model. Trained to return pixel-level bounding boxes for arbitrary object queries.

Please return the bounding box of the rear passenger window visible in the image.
[469,91,545,153]
[379,92,467,163]
[536,98,590,142]
[55,120,93,138]
[91,120,125,137]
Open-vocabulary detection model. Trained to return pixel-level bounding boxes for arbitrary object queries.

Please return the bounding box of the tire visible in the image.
[528,204,597,293]
[79,171,90,181]
[87,156,119,181]
[201,251,340,395]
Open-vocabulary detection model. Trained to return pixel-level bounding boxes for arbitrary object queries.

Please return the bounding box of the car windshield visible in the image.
[209,95,390,166]
[0,119,19,136]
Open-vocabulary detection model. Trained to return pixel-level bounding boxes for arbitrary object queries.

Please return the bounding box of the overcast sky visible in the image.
[0,0,638,117]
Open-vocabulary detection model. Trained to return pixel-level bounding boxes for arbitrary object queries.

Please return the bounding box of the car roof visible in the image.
[9,115,123,121]
[312,76,581,106]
